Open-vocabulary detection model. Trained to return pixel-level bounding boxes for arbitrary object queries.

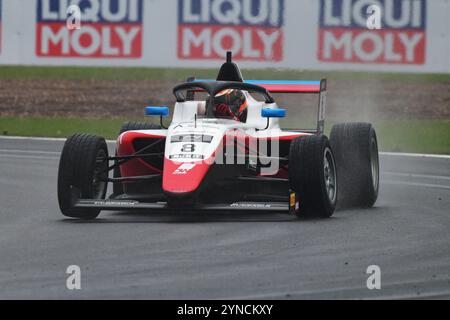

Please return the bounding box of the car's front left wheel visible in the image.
[57,133,109,220]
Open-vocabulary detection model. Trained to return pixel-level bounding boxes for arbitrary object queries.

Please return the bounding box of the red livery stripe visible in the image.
[256,84,321,93]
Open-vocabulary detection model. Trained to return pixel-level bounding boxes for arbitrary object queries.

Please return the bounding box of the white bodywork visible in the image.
[165,91,306,163]
[118,91,310,164]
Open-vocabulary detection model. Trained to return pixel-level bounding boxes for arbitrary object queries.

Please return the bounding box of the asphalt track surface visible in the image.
[0,137,449,299]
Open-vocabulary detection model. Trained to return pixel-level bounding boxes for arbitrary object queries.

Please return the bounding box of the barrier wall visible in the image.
[0,0,449,72]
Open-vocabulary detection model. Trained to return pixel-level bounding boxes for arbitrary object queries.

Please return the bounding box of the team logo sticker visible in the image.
[178,0,285,61]
[36,0,143,58]
[173,163,197,175]
[318,0,426,64]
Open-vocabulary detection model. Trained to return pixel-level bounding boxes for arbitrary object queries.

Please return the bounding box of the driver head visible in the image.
[213,89,248,122]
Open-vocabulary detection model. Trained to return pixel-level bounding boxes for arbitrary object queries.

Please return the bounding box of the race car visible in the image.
[57,52,379,220]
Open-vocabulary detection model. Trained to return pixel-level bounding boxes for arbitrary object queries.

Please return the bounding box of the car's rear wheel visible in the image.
[113,122,162,196]
[330,122,379,208]
[289,135,337,218]
[58,133,109,219]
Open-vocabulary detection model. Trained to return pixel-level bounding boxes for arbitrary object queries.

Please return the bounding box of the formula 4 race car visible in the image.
[57,52,379,220]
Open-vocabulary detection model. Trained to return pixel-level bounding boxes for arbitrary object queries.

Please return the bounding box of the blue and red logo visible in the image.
[178,0,284,61]
[36,0,143,58]
[318,0,426,64]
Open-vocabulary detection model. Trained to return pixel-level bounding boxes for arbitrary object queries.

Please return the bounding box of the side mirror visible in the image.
[257,108,286,131]
[145,106,169,129]
[261,108,286,118]
[145,106,169,117]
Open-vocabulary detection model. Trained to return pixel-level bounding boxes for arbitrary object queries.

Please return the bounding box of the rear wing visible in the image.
[193,79,324,93]
[244,80,322,93]
[244,79,327,133]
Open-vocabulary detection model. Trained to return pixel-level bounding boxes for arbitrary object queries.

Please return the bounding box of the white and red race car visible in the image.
[58,52,379,220]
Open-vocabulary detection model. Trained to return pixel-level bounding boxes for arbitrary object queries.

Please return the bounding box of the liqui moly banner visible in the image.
[0,0,448,72]
[36,0,143,58]
[177,0,285,61]
[318,0,427,64]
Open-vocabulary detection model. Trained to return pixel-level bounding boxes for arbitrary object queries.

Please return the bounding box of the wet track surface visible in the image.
[0,137,449,299]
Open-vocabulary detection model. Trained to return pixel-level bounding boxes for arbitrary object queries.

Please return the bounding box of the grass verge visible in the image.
[0,117,448,154]
[1,65,450,83]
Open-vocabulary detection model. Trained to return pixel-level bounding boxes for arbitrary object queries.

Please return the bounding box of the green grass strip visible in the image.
[1,65,450,83]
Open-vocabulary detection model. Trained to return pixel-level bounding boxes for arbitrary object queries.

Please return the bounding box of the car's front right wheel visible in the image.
[57,133,109,220]
[289,135,337,218]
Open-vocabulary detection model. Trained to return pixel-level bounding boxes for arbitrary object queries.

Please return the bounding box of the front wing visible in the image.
[74,199,290,212]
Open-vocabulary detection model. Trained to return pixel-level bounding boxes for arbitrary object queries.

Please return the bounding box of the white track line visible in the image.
[0,136,116,143]
[0,149,60,155]
[383,172,450,181]
[0,154,58,160]
[380,152,450,159]
[382,180,450,190]
[0,136,449,158]
[0,136,67,142]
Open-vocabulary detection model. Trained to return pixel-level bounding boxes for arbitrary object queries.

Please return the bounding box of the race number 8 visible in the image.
[181,144,195,153]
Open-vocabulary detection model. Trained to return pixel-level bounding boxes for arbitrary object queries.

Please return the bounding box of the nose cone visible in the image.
[162,159,211,195]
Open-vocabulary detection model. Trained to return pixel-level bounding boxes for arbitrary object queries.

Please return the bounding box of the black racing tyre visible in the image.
[57,133,109,219]
[119,121,161,134]
[330,123,379,208]
[113,122,162,195]
[289,135,337,218]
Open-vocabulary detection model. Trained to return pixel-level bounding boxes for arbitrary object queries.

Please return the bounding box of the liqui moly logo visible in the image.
[318,0,426,64]
[178,0,285,61]
[36,0,143,58]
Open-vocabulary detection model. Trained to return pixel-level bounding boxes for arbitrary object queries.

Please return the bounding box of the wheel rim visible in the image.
[370,137,379,192]
[324,147,337,203]
[92,149,107,199]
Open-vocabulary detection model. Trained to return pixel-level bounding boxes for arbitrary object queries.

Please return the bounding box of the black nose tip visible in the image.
[226,51,232,63]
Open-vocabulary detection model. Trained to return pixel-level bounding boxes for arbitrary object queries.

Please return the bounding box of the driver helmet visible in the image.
[213,89,248,122]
